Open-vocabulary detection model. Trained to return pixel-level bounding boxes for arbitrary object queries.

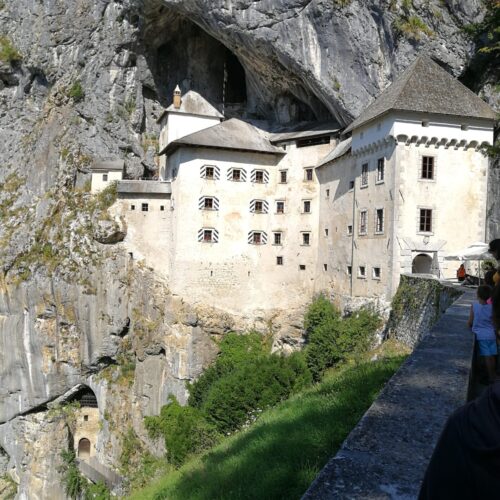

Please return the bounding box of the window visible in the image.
[276,201,285,214]
[377,158,385,183]
[273,232,282,245]
[347,265,352,276]
[324,228,329,237]
[142,203,149,212]
[358,266,366,278]
[361,163,368,187]
[255,171,264,183]
[102,173,108,181]
[296,136,330,148]
[204,230,213,242]
[205,166,214,179]
[232,169,241,181]
[160,205,165,211]
[251,199,268,214]
[349,180,355,191]
[323,264,328,271]
[198,228,219,243]
[277,256,283,266]
[419,209,433,233]
[130,204,135,211]
[421,156,434,180]
[347,224,353,235]
[253,232,262,244]
[199,196,219,211]
[84,415,89,422]
[204,197,214,210]
[248,231,267,245]
[255,201,263,213]
[305,168,313,181]
[299,264,306,270]
[373,267,381,279]
[280,170,288,183]
[303,200,311,213]
[302,233,311,246]
[359,210,367,235]
[326,189,330,198]
[375,209,384,234]
[422,121,429,127]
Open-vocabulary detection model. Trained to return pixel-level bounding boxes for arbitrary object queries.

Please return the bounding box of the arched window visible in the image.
[78,438,91,460]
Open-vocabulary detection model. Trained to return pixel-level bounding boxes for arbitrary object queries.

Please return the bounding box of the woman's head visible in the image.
[477,285,492,302]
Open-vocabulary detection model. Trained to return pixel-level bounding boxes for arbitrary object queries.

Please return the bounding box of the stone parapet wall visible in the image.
[303,287,475,499]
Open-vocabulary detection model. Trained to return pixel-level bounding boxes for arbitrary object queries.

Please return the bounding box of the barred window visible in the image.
[421,157,434,180]
[359,210,367,235]
[361,163,368,187]
[375,209,384,234]
[280,170,287,183]
[377,158,385,182]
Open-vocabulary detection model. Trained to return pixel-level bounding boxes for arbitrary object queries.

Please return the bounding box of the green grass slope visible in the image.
[129,354,405,500]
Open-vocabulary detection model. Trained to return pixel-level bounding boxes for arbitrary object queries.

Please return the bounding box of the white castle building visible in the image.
[96,56,496,315]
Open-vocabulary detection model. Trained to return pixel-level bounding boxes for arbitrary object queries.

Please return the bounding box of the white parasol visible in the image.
[443,242,490,261]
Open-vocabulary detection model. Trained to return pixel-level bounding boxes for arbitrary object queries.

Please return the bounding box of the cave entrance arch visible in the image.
[412,253,433,274]
[78,438,91,460]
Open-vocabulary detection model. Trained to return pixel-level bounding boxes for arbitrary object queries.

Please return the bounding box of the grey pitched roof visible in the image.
[344,56,497,134]
[160,118,286,156]
[316,138,352,168]
[165,90,223,118]
[270,120,340,143]
[91,160,124,172]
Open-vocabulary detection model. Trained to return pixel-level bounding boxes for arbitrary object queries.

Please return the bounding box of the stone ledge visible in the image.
[303,287,475,500]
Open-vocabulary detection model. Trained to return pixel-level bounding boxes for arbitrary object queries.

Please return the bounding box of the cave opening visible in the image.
[141,6,333,126]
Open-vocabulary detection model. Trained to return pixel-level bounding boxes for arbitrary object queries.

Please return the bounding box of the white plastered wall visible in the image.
[90,170,122,193]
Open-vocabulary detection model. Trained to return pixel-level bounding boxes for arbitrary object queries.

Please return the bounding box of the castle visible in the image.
[91,57,496,315]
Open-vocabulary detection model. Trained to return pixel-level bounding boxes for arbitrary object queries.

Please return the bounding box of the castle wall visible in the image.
[91,170,123,193]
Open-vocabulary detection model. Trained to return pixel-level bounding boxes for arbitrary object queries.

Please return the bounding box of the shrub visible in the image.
[0,36,21,63]
[393,15,433,40]
[145,396,220,466]
[68,80,85,102]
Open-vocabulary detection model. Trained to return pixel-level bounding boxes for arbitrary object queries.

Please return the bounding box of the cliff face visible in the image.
[0,0,496,497]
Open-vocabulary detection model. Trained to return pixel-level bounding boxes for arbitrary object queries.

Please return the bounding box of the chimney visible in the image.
[173,85,181,109]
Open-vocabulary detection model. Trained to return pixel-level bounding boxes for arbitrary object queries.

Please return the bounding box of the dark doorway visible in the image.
[78,438,91,460]
[412,254,433,274]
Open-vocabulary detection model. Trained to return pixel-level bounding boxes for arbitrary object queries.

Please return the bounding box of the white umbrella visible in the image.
[444,242,490,261]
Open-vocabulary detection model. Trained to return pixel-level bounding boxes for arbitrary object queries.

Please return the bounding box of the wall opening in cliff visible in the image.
[78,438,91,460]
[141,6,333,125]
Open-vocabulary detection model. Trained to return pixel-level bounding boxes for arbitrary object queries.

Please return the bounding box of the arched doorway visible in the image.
[78,438,91,460]
[412,254,433,274]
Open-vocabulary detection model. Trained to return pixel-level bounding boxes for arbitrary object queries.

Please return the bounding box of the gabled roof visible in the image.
[160,118,285,156]
[344,56,497,134]
[160,90,223,121]
[316,138,352,168]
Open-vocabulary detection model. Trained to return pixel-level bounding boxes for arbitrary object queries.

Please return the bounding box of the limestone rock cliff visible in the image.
[0,0,497,497]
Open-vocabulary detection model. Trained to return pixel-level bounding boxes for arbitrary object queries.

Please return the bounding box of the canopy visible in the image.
[443,242,490,261]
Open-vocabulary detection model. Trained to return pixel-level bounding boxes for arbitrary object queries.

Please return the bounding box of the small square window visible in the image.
[280,170,288,183]
[323,264,328,271]
[302,233,310,246]
[373,267,381,279]
[358,266,366,278]
[254,201,263,213]
[276,201,285,214]
[347,266,352,276]
[203,230,213,242]
[102,173,108,182]
[349,180,355,191]
[160,205,165,211]
[422,121,429,127]
[361,163,368,187]
[377,158,385,183]
[277,256,284,265]
[255,171,264,183]
[204,198,214,210]
[205,166,214,179]
[232,169,241,181]
[421,157,434,180]
[299,264,306,271]
[305,168,313,181]
[347,225,353,235]
[142,203,149,212]
[253,232,262,244]
[84,415,89,422]
[303,200,311,213]
[130,204,135,211]
[273,232,282,245]
[324,228,329,237]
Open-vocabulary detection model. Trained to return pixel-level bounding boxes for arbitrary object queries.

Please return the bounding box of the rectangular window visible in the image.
[299,264,306,270]
[358,266,366,278]
[361,163,368,187]
[326,189,330,198]
[130,204,135,211]
[204,198,214,209]
[421,156,434,180]
[349,180,355,191]
[102,173,108,181]
[302,233,311,246]
[203,230,213,242]
[277,256,283,266]
[324,228,329,237]
[377,158,385,183]
[373,267,381,279]
[280,170,288,183]
[160,205,165,211]
[323,264,328,271]
[273,232,282,245]
[205,166,214,179]
[232,169,241,181]
[142,203,149,212]
[305,168,313,181]
[255,170,264,183]
[253,232,262,244]
[254,201,263,213]
[375,209,384,234]
[419,209,433,232]
[347,224,353,235]
[276,201,285,214]
[347,265,352,276]
[359,210,367,235]
[303,200,311,213]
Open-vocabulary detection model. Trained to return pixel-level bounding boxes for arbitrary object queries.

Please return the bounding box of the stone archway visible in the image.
[78,438,91,460]
[412,254,433,274]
